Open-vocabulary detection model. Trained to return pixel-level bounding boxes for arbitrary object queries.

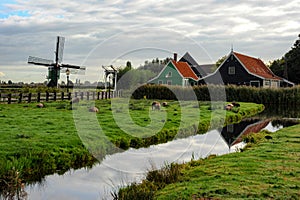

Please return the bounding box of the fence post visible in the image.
[46,92,49,101]
[97,92,100,100]
[18,93,23,103]
[68,92,71,100]
[37,93,41,102]
[105,91,108,99]
[101,91,104,99]
[87,92,89,100]
[75,92,78,97]
[28,93,32,103]
[53,92,56,101]
[92,92,95,100]
[80,92,84,100]
[8,93,12,104]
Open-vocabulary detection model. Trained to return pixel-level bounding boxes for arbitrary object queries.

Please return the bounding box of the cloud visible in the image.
[0,71,5,77]
[0,0,299,82]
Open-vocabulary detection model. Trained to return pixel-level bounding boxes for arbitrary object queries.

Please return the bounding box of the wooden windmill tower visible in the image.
[28,36,85,87]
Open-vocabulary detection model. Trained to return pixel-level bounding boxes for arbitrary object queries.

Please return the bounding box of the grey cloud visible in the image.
[0,0,299,82]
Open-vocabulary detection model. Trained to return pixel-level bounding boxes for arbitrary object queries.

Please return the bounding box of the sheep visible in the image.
[89,106,99,112]
[231,102,240,107]
[36,103,44,108]
[152,101,161,111]
[70,97,80,105]
[162,102,168,107]
[225,103,234,111]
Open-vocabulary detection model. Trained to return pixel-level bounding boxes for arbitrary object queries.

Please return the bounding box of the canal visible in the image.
[20,105,300,199]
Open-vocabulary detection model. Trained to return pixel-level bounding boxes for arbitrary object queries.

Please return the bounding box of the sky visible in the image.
[0,0,299,83]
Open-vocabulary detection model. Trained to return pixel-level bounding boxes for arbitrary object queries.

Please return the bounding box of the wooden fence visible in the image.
[0,91,117,104]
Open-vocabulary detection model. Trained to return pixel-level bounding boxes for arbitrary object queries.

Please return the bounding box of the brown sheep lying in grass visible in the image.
[36,103,44,108]
[89,106,99,112]
[152,101,161,110]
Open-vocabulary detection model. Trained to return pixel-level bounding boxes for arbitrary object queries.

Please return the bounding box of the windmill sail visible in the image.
[56,36,65,64]
[28,56,54,66]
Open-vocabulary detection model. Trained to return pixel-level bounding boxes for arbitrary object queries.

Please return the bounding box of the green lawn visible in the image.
[0,99,264,196]
[119,124,300,199]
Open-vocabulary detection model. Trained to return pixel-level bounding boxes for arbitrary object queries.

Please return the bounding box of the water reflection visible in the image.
[24,114,298,200]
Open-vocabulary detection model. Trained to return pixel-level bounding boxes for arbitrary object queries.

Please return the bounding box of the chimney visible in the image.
[173,53,177,62]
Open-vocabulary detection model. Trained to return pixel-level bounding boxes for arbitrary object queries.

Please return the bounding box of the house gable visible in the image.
[203,52,261,85]
[148,61,185,86]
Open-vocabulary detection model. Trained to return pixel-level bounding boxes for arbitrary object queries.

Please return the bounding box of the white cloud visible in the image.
[0,0,299,82]
[0,71,5,77]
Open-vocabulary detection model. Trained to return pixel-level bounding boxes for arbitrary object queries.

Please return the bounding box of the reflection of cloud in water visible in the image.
[26,118,290,199]
[27,129,233,199]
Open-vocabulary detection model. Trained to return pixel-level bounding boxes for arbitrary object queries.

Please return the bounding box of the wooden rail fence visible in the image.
[0,91,116,104]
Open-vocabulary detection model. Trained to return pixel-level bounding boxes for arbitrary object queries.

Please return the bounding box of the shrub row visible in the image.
[132,84,300,105]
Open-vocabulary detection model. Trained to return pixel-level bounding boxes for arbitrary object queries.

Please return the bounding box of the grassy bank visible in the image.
[118,124,300,199]
[0,99,264,196]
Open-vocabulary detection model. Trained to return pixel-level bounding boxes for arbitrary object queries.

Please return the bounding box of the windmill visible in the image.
[28,36,85,87]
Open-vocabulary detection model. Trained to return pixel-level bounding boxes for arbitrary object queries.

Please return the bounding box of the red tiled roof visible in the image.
[233,52,281,80]
[171,60,198,80]
[232,119,270,146]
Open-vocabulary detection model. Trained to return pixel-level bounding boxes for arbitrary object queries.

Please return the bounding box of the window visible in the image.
[166,71,172,78]
[228,66,235,75]
[167,80,172,85]
[250,80,260,87]
[264,80,270,87]
[227,124,234,133]
[158,80,163,84]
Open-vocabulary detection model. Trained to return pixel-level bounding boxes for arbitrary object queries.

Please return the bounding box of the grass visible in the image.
[0,99,264,197]
[117,125,300,199]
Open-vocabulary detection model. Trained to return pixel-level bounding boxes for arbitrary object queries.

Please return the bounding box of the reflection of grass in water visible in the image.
[117,125,300,200]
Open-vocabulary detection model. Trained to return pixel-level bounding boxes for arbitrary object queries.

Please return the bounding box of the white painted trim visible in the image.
[250,80,260,87]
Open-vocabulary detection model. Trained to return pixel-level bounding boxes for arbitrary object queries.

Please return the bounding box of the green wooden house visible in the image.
[148,58,199,86]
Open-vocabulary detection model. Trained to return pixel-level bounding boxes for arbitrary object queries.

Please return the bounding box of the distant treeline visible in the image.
[132,84,300,105]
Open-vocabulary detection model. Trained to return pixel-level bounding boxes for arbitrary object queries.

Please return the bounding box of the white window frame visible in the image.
[228,66,235,75]
[264,80,270,87]
[166,71,172,78]
[250,80,260,87]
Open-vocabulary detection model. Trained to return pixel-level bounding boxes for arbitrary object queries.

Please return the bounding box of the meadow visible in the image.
[0,99,264,197]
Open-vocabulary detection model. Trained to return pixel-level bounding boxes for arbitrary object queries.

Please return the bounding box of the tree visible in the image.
[268,58,285,78]
[285,34,300,84]
[117,61,132,82]
[216,55,227,68]
[8,80,12,84]
[270,34,300,84]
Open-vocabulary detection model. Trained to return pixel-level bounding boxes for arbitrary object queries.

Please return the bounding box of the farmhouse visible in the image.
[202,50,294,87]
[148,53,199,86]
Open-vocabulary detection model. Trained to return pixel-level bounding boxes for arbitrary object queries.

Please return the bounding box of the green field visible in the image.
[0,99,264,196]
[118,124,300,199]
